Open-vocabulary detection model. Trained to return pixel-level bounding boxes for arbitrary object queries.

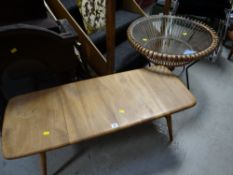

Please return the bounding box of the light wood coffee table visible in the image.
[2,66,195,175]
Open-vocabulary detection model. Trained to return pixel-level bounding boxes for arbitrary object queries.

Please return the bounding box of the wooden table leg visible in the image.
[228,48,233,60]
[40,152,47,175]
[165,115,173,142]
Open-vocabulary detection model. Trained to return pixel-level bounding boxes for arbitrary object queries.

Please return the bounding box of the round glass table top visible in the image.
[127,15,218,66]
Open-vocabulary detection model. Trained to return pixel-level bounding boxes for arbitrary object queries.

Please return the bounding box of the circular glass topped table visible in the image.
[127,15,219,67]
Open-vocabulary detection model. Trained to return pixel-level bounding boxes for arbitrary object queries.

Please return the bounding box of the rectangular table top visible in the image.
[2,67,196,159]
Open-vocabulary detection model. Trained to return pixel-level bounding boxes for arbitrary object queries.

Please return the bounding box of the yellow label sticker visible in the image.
[43,131,50,136]
[182,32,188,36]
[10,48,18,54]
[119,109,125,114]
[142,38,148,42]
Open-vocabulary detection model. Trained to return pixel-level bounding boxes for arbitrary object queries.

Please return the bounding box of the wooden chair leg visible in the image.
[40,152,47,175]
[165,115,173,142]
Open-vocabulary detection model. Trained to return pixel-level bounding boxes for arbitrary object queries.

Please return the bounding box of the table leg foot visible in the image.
[165,115,173,142]
[40,152,47,175]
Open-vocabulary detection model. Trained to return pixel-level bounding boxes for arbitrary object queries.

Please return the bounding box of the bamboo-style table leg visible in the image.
[165,115,173,142]
[40,152,47,175]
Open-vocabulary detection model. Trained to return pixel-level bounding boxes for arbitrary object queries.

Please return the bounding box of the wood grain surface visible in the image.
[2,88,70,159]
[2,66,196,159]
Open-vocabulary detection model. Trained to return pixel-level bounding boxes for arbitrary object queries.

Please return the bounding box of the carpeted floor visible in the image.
[1,47,233,175]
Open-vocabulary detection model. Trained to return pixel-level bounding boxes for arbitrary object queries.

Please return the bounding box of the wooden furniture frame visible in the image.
[2,66,195,175]
[164,0,172,14]
[45,0,146,75]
